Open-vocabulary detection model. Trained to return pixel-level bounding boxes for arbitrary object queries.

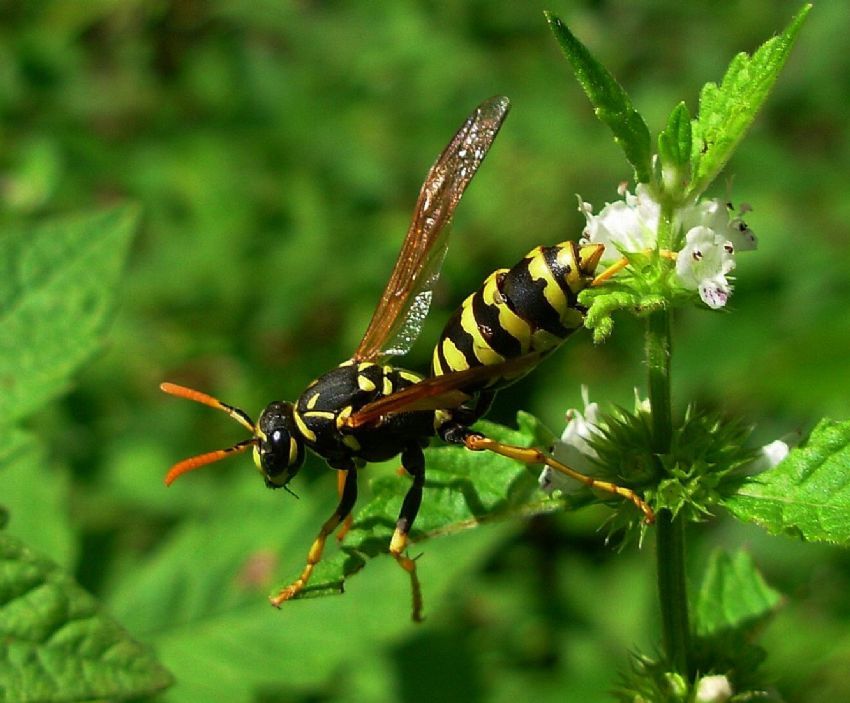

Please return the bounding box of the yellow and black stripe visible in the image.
[432,241,603,389]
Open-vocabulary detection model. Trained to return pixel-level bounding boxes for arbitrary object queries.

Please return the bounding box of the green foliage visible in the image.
[691,549,784,698]
[0,434,75,567]
[0,533,172,702]
[106,485,512,701]
[688,5,812,199]
[545,12,653,184]
[616,550,783,701]
[0,2,845,702]
[724,419,850,546]
[657,103,693,200]
[694,549,782,638]
[305,416,567,598]
[0,202,142,699]
[0,208,138,423]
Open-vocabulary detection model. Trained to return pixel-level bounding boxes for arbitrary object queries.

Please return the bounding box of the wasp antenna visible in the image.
[164,439,256,486]
[160,382,256,433]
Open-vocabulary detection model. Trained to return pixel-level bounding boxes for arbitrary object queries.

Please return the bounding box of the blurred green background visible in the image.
[1,1,848,701]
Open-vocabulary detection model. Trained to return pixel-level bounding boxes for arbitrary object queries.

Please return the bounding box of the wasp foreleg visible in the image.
[270,466,358,607]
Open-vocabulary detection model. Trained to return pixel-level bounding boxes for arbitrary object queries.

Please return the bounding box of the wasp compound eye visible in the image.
[257,401,305,487]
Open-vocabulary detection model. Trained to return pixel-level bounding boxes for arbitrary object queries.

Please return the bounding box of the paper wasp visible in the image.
[161,96,653,621]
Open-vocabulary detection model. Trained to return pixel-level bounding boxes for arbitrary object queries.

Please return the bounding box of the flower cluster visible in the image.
[578,184,756,309]
[539,389,788,497]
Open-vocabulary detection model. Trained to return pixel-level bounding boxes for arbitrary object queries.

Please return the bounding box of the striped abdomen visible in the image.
[431,241,603,390]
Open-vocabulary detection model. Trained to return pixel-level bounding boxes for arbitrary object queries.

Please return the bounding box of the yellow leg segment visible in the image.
[464,434,655,524]
[271,469,358,608]
[389,528,424,623]
[270,510,342,607]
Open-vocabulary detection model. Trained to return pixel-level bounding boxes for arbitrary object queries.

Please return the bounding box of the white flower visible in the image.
[540,386,602,493]
[748,437,791,473]
[675,225,735,309]
[579,185,756,309]
[679,198,757,252]
[578,183,660,268]
[695,674,733,703]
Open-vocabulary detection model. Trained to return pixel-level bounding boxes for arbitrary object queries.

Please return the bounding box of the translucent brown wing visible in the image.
[344,353,543,429]
[353,96,511,362]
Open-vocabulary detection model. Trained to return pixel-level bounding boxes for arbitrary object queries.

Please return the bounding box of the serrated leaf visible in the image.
[688,5,811,197]
[0,533,172,702]
[545,12,653,184]
[0,206,139,423]
[694,549,783,638]
[723,418,850,545]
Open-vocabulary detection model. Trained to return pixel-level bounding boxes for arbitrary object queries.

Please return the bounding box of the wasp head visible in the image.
[254,401,305,489]
[160,382,303,492]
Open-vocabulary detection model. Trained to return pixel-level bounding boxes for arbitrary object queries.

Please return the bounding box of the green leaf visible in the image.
[657,102,692,199]
[0,533,172,702]
[545,12,653,184]
[723,418,850,545]
[0,433,76,568]
[688,5,811,197]
[691,549,783,680]
[107,475,512,702]
[0,206,139,423]
[303,417,559,597]
[694,549,782,638]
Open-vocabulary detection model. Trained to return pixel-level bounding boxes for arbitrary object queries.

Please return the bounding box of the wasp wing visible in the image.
[344,353,543,429]
[353,96,510,362]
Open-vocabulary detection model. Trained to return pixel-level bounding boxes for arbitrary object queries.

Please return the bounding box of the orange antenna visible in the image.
[164,439,256,486]
[160,382,258,485]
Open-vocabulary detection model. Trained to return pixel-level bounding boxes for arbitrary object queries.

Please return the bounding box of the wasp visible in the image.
[161,96,653,621]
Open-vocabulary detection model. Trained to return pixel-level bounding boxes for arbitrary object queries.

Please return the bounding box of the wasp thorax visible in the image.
[255,401,305,488]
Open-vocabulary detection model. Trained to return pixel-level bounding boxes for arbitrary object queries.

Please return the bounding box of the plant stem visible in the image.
[646,307,691,676]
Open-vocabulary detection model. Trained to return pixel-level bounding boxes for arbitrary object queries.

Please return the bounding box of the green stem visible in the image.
[646,306,691,676]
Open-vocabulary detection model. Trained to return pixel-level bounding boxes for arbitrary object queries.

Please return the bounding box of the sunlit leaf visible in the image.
[688,5,811,197]
[724,418,850,545]
[302,416,568,597]
[0,533,172,702]
[692,549,783,679]
[694,549,783,637]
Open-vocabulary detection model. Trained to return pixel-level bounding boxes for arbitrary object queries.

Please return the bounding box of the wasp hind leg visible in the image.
[270,466,358,608]
[441,425,654,524]
[389,443,426,622]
